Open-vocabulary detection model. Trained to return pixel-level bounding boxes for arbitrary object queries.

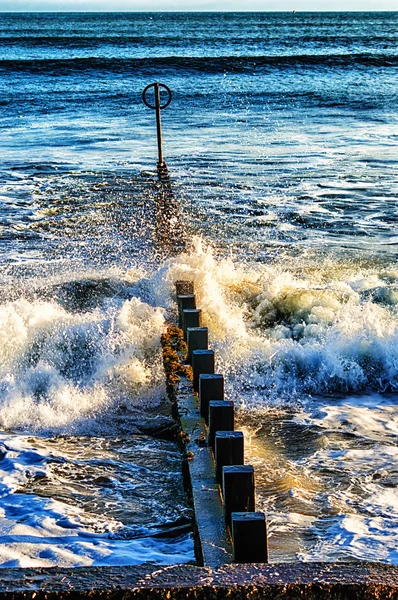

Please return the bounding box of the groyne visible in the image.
[162,280,269,567]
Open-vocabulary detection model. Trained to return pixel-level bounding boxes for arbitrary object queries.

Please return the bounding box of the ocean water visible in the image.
[0,11,397,566]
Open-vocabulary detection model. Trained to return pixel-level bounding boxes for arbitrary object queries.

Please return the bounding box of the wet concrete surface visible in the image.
[0,563,398,598]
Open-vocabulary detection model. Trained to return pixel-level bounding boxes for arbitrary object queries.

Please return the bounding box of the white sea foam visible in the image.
[0,433,194,568]
[0,267,198,568]
[1,242,398,567]
[0,293,165,433]
[296,394,398,441]
[166,240,398,403]
[164,242,398,564]
[240,392,398,563]
[4,241,397,420]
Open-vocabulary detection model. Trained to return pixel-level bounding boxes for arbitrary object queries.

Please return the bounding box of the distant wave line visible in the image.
[0,54,397,74]
[0,35,397,45]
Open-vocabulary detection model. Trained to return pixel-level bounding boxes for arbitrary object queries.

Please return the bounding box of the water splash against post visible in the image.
[142,82,186,256]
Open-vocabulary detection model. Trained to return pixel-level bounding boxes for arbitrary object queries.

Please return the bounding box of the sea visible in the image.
[0,11,397,567]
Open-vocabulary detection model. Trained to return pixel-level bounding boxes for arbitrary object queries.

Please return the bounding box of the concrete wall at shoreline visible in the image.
[0,563,398,599]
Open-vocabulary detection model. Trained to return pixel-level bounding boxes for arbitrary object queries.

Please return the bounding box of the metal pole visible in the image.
[142,82,172,172]
[155,82,164,166]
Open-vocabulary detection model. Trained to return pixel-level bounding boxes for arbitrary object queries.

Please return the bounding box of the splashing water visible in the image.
[1,10,398,567]
[1,206,397,567]
[0,293,165,432]
[167,240,398,401]
[0,257,194,567]
[166,241,398,564]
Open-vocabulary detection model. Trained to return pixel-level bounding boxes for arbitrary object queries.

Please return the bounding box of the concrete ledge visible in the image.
[0,563,397,598]
[161,324,233,567]
[174,372,233,567]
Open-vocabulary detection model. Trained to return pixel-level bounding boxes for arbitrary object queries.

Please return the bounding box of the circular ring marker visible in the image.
[142,83,172,110]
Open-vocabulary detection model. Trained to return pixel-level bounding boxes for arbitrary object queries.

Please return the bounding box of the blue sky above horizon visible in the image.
[1,0,398,11]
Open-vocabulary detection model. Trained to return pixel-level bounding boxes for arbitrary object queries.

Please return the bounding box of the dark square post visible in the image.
[183,309,202,341]
[215,431,244,483]
[208,400,234,448]
[222,465,255,527]
[199,374,224,423]
[177,294,196,327]
[192,349,214,391]
[187,327,208,364]
[176,280,194,295]
[231,512,268,563]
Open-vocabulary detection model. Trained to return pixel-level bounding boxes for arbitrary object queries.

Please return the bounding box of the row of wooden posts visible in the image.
[176,281,269,564]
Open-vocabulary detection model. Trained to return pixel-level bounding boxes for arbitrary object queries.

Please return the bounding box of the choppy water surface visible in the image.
[0,11,397,566]
[0,173,194,567]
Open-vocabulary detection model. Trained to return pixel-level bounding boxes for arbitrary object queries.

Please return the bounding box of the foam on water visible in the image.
[0,434,193,568]
[0,268,196,567]
[2,10,397,568]
[0,240,397,566]
[165,242,398,564]
[0,288,165,433]
[167,240,398,403]
[239,395,398,563]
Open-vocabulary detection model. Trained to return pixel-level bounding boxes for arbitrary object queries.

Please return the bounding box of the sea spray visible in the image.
[166,240,398,404]
[2,241,395,429]
[2,9,398,569]
[0,239,397,566]
[164,243,398,563]
[0,293,165,433]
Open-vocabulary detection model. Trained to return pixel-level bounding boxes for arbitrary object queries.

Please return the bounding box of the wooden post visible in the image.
[208,400,234,449]
[199,374,224,423]
[222,465,255,527]
[192,349,215,392]
[177,294,196,328]
[176,280,194,295]
[231,512,268,563]
[215,431,244,483]
[187,327,208,364]
[183,309,202,341]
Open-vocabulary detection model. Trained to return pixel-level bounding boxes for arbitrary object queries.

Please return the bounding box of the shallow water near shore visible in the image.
[0,11,397,567]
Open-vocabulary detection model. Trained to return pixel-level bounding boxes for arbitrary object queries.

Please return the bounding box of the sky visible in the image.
[1,0,398,11]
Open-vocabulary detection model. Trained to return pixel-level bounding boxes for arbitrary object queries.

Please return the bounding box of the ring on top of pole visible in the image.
[142,82,172,168]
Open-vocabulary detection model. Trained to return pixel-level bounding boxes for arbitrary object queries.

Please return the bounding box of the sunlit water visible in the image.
[0,12,397,566]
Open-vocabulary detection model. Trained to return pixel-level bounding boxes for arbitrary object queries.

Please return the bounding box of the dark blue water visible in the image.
[1,12,397,264]
[0,12,398,567]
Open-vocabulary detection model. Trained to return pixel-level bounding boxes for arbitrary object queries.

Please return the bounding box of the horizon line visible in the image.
[1,8,398,12]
